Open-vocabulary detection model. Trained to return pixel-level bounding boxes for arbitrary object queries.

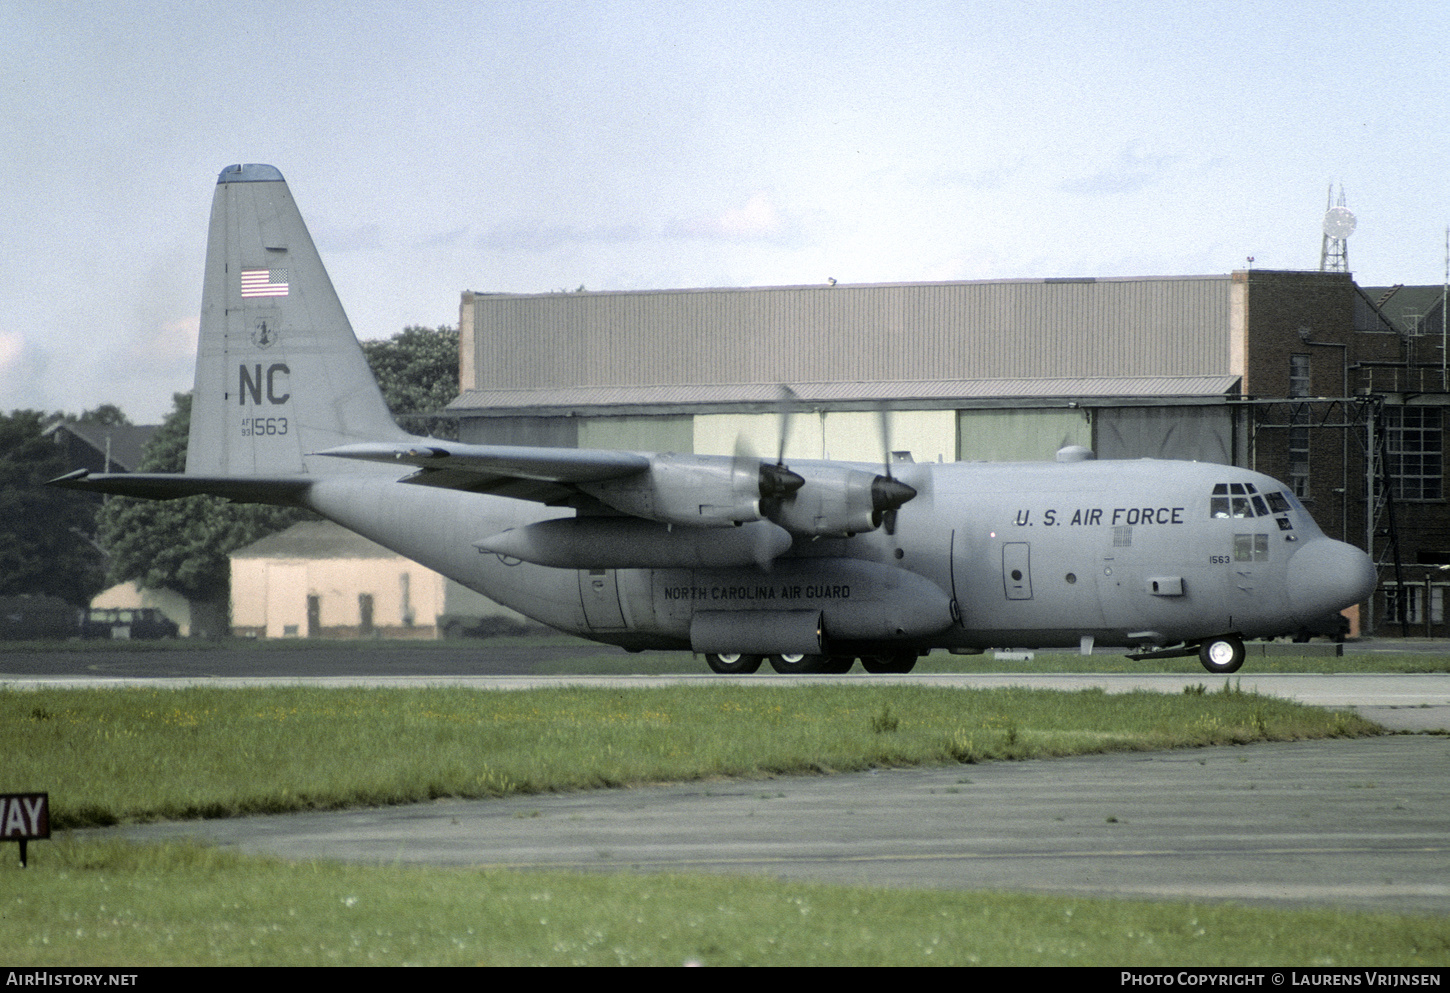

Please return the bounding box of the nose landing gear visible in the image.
[1197,635,1245,674]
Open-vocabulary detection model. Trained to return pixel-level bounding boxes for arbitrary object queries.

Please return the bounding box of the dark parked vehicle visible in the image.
[0,595,80,640]
[81,607,179,641]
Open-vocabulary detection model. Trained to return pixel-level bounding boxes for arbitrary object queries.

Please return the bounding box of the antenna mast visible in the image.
[1319,183,1356,272]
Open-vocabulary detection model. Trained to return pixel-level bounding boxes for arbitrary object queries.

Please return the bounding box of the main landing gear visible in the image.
[704,652,918,674]
[704,653,764,674]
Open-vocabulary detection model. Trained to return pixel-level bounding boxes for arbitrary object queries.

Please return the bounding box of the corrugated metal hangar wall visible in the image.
[452,275,1246,465]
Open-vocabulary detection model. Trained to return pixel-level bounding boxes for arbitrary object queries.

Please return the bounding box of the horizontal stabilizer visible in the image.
[49,469,312,506]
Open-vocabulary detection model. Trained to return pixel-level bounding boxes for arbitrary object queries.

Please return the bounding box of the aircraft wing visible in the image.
[314,441,651,504]
[49,443,652,510]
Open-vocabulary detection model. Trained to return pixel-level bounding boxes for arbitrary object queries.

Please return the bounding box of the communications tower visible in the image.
[1319,183,1356,272]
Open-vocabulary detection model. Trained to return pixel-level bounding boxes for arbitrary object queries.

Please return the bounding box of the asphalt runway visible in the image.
[10,642,1449,915]
[0,642,602,678]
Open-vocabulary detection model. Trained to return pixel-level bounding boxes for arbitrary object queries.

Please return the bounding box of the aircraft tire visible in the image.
[769,653,830,674]
[861,653,918,674]
[705,653,764,674]
[1197,636,1245,674]
[821,656,856,674]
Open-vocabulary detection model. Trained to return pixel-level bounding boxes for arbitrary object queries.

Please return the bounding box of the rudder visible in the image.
[186,164,409,476]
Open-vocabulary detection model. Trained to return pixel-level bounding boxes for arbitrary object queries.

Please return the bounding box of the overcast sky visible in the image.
[4,0,1448,423]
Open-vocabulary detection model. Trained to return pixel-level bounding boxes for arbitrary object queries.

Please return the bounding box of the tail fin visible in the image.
[186,164,410,476]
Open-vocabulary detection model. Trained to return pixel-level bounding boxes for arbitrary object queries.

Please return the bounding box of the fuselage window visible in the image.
[1233,533,1270,562]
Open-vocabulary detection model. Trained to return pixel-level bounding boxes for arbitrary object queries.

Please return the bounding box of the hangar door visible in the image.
[957,409,1091,462]
[1095,407,1234,464]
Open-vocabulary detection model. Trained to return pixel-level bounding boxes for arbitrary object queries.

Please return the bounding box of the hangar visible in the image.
[452,269,1449,637]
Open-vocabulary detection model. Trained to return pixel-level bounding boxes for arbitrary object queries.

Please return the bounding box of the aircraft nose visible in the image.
[1287,538,1377,619]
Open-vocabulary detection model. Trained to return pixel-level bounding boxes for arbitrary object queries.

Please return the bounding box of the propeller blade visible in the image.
[877,405,892,476]
[774,384,799,466]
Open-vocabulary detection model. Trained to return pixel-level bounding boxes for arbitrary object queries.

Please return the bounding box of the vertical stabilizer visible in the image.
[187,164,409,476]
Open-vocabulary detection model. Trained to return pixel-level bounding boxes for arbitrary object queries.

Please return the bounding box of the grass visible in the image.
[0,650,1437,966]
[3,681,1378,829]
[2,837,1444,966]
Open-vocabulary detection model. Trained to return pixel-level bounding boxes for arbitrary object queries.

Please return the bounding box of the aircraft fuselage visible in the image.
[306,455,1368,658]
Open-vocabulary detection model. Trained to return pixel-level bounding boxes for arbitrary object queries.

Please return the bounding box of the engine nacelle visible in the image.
[579,453,761,527]
[765,464,880,537]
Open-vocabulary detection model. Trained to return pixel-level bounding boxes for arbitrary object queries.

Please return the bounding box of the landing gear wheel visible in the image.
[821,656,856,674]
[705,652,764,674]
[861,652,918,674]
[769,653,829,674]
[1198,635,1245,674]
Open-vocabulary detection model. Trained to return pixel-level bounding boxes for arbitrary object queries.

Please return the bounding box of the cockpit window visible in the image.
[1212,483,1294,520]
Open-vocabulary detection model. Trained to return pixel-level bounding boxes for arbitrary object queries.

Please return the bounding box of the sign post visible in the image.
[1,793,50,867]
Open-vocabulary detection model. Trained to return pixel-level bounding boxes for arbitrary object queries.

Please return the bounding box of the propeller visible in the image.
[731,389,805,566]
[744,385,806,509]
[869,405,916,535]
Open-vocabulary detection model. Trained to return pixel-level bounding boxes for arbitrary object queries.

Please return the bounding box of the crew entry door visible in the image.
[578,568,627,630]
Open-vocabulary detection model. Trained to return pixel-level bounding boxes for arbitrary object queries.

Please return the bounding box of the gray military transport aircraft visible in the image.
[52,164,1378,675]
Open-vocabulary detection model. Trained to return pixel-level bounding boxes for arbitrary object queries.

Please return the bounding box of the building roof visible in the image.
[43,421,157,472]
[460,275,1240,404]
[1362,285,1447,335]
[230,521,403,560]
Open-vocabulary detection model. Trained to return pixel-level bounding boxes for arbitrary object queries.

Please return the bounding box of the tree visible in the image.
[0,410,108,605]
[360,325,459,438]
[76,404,131,427]
[96,393,308,628]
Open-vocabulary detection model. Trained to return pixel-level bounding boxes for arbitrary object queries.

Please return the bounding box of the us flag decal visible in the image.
[241,268,289,298]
